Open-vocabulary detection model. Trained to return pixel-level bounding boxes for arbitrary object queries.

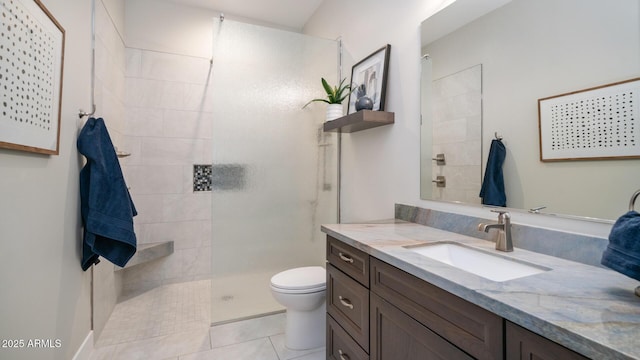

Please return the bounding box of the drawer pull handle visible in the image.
[338,252,354,263]
[338,296,354,309]
[338,349,350,360]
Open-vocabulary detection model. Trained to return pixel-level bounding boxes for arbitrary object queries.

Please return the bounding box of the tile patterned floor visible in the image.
[90,280,324,360]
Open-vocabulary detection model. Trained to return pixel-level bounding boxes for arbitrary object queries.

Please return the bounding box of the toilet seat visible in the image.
[270,266,326,294]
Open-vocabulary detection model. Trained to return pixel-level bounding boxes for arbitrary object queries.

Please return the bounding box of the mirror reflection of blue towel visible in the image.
[78,118,137,271]
[479,139,506,207]
[601,211,640,281]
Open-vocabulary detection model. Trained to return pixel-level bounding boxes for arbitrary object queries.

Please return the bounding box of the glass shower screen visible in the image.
[210,18,338,324]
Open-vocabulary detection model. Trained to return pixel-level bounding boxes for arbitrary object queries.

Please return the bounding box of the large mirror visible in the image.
[420,0,640,220]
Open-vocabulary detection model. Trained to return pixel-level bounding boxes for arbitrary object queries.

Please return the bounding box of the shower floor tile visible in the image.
[91,280,324,360]
[211,271,284,324]
[96,280,211,347]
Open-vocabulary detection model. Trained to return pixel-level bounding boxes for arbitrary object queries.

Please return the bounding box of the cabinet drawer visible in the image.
[327,236,370,287]
[328,264,370,352]
[370,293,474,360]
[327,314,369,360]
[506,321,589,360]
[370,258,502,360]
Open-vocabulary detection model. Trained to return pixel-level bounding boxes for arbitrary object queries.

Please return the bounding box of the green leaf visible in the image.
[302,98,331,109]
[304,77,354,108]
[321,78,334,97]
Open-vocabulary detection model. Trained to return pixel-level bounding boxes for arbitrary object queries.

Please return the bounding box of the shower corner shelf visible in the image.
[115,241,174,271]
[323,110,394,133]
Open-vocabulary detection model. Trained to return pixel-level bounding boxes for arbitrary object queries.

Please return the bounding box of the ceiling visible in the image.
[165,0,325,30]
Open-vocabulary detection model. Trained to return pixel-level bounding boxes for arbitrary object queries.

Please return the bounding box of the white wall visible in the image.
[0,0,93,359]
[304,0,447,222]
[304,0,615,238]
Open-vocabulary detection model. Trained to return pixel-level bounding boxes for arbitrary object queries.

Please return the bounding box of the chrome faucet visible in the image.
[478,210,513,252]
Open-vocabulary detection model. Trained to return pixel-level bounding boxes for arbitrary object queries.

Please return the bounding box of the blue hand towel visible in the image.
[601,211,640,281]
[78,118,137,271]
[479,139,506,207]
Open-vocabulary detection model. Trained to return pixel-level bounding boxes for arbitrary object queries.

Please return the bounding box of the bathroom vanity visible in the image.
[323,221,640,360]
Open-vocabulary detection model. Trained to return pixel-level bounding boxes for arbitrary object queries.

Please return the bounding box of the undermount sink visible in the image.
[404,242,549,282]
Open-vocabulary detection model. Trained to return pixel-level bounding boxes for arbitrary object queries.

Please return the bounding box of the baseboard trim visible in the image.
[72,331,94,360]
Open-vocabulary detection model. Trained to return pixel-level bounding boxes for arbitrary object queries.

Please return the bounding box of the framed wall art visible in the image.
[538,78,640,162]
[0,0,65,155]
[347,44,391,115]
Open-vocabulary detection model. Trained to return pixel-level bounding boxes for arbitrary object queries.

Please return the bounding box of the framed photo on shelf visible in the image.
[347,44,391,115]
[0,0,65,155]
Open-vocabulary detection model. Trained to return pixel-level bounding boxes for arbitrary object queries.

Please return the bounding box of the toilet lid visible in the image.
[270,266,326,291]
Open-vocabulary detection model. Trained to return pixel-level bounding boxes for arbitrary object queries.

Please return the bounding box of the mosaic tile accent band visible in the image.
[193,164,212,192]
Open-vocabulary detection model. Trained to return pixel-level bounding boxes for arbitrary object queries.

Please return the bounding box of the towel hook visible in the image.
[78,104,96,119]
[494,132,503,140]
[629,189,640,212]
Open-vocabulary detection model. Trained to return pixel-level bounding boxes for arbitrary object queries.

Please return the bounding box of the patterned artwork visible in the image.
[539,78,640,161]
[0,0,64,154]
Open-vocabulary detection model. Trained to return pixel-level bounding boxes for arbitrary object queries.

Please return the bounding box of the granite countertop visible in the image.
[321,221,640,360]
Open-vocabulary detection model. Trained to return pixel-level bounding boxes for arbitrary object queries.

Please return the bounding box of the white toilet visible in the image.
[270,266,326,350]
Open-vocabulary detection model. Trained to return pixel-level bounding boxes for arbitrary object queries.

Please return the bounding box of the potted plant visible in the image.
[303,77,353,121]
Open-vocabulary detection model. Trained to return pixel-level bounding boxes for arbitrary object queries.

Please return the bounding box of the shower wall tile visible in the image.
[123,165,185,195]
[120,137,143,166]
[433,92,482,122]
[159,250,183,281]
[130,195,165,224]
[182,246,211,278]
[163,110,212,139]
[433,140,482,166]
[122,47,214,292]
[201,139,213,164]
[141,138,205,165]
[135,221,210,249]
[127,80,213,112]
[120,260,165,297]
[162,194,212,222]
[467,114,482,139]
[444,165,481,189]
[183,83,214,112]
[125,108,165,137]
[140,50,212,85]
[100,86,127,134]
[125,48,142,77]
[433,118,467,144]
[431,64,482,203]
[126,78,164,108]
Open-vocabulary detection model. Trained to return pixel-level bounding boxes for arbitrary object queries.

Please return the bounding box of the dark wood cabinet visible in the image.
[506,321,589,360]
[327,264,370,351]
[327,236,370,287]
[326,236,592,360]
[327,314,369,360]
[370,292,474,360]
[326,237,371,358]
[370,258,503,360]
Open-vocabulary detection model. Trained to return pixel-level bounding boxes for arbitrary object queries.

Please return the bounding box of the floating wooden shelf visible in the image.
[323,110,394,133]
